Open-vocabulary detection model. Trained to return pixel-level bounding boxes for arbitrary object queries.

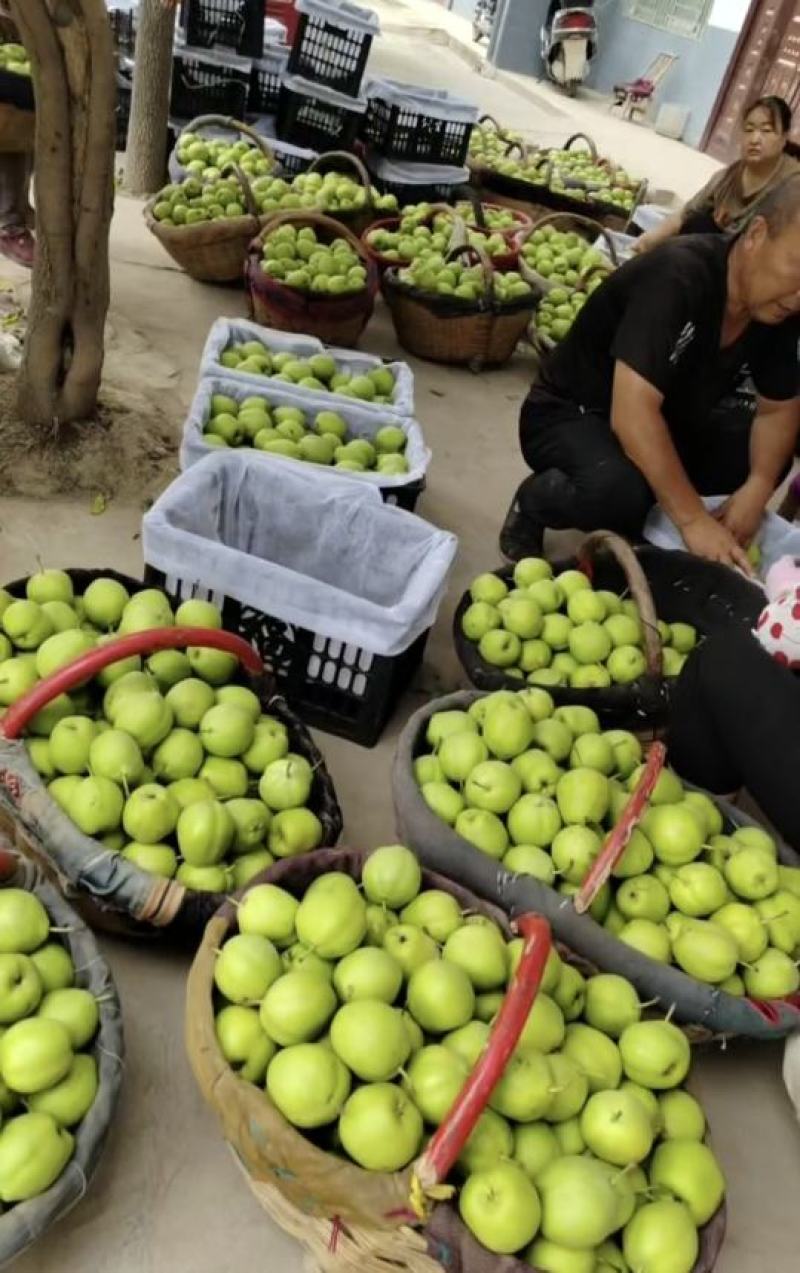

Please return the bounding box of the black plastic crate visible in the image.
[276,79,364,151]
[248,48,289,115]
[288,8,374,96]
[143,566,429,747]
[362,97,474,166]
[184,0,263,58]
[170,51,249,121]
[108,8,136,57]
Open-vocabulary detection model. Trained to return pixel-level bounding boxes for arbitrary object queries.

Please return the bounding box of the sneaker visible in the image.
[499,497,544,562]
[0,227,34,268]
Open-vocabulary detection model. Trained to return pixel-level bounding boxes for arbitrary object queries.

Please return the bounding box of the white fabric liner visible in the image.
[181,372,430,489]
[296,0,381,36]
[644,496,800,583]
[364,151,469,186]
[142,451,457,657]
[281,73,368,112]
[199,317,416,418]
[363,77,478,125]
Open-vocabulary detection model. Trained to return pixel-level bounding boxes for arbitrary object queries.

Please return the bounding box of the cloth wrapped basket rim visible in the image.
[0,568,342,940]
[392,686,800,1040]
[185,847,725,1273]
[0,850,124,1267]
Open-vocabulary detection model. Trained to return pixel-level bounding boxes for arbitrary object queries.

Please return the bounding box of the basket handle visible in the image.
[410,914,551,1205]
[1,629,263,740]
[179,115,275,163]
[444,238,494,301]
[223,161,260,219]
[577,531,663,677]
[517,211,620,265]
[307,149,373,203]
[257,208,373,265]
[573,740,667,914]
[563,132,598,161]
[477,113,503,131]
[454,187,488,232]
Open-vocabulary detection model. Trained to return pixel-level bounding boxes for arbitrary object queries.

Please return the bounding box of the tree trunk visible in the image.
[124,0,176,195]
[8,0,116,429]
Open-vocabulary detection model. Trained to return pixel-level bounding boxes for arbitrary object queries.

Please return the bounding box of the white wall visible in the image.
[709,0,751,33]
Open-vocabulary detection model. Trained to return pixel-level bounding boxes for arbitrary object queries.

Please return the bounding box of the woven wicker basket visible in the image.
[363,200,528,275]
[305,149,379,237]
[246,210,378,345]
[383,242,534,370]
[0,568,342,940]
[167,113,276,185]
[145,158,267,284]
[187,847,727,1273]
[518,210,620,297]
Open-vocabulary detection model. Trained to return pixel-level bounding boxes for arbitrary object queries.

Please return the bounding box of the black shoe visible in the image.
[499,497,545,562]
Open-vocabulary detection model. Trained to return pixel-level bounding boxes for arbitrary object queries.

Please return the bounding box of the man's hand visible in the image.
[713,476,770,546]
[681,511,754,575]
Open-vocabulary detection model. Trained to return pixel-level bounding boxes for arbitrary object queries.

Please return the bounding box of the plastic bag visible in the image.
[644,496,800,580]
[142,451,458,656]
[181,372,429,488]
[199,317,416,417]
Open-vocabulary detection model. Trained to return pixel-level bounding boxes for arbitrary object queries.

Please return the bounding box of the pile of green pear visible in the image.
[259,224,368,295]
[214,843,724,1273]
[175,132,273,183]
[396,253,533,303]
[151,175,252,227]
[414,691,800,998]
[468,121,525,167]
[0,888,100,1204]
[462,558,695,688]
[218,340,399,403]
[365,209,514,265]
[546,150,638,212]
[534,290,590,344]
[0,571,326,893]
[521,224,609,285]
[202,391,409,473]
[0,42,30,76]
[248,168,398,218]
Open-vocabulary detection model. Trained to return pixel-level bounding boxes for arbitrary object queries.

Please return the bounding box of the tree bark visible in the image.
[8,0,116,429]
[124,0,176,195]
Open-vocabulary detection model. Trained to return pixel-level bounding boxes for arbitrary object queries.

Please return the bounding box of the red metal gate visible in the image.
[703,0,800,161]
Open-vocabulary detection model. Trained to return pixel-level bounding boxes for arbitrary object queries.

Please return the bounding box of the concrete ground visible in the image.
[0,18,798,1273]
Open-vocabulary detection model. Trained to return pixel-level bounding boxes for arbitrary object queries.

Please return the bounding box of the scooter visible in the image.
[472,0,496,44]
[541,0,597,95]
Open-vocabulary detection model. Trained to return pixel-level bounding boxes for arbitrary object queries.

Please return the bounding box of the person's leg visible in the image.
[501,395,654,559]
[668,631,800,848]
[0,152,34,268]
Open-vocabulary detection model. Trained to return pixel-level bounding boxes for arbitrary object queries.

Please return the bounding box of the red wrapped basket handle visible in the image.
[574,739,667,914]
[411,914,551,1205]
[1,628,263,740]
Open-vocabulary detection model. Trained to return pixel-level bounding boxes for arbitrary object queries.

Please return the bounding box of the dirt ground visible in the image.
[0,24,797,1273]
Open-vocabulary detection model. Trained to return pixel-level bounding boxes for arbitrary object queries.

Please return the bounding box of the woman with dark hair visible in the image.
[634,95,800,252]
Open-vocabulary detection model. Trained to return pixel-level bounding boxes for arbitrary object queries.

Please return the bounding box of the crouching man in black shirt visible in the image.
[503,176,800,572]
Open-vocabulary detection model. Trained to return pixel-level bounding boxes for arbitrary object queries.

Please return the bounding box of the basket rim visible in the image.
[0,568,343,930]
[382,266,535,318]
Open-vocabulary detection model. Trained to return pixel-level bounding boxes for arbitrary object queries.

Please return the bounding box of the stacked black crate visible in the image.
[276,0,379,154]
[360,79,479,206]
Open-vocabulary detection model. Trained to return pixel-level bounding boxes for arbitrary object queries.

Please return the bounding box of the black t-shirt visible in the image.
[537,234,799,427]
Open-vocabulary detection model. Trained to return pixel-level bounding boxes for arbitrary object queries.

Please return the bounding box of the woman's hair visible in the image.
[744,95,800,157]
